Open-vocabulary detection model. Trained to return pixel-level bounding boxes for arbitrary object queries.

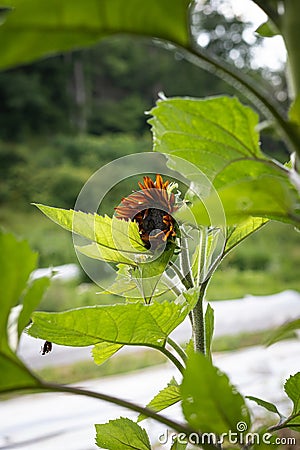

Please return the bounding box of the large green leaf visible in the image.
[0,232,37,349]
[203,176,299,226]
[284,372,300,414]
[0,232,43,393]
[138,377,181,422]
[34,204,146,266]
[0,0,190,70]
[149,96,263,181]
[95,417,151,450]
[0,351,40,393]
[28,299,193,348]
[181,176,300,226]
[150,97,300,227]
[181,351,250,435]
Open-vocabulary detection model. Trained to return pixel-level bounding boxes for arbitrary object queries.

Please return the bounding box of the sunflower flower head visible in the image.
[115,174,179,249]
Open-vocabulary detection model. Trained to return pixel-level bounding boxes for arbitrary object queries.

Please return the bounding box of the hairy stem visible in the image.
[192,280,209,354]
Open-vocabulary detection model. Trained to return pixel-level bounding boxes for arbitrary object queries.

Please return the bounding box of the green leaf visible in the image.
[0,232,42,393]
[104,251,177,301]
[284,372,300,414]
[150,97,300,227]
[0,351,40,393]
[170,439,187,449]
[138,377,180,422]
[176,287,199,310]
[285,415,300,431]
[0,0,190,70]
[289,95,300,127]
[184,338,194,358]
[101,264,139,297]
[34,204,146,266]
[205,304,214,362]
[132,243,176,303]
[246,396,283,417]
[181,351,250,435]
[95,417,151,450]
[149,96,263,182]
[18,276,50,338]
[224,217,268,254]
[255,21,279,37]
[178,167,299,227]
[265,318,300,346]
[92,342,123,366]
[210,176,299,226]
[0,232,37,350]
[28,300,193,348]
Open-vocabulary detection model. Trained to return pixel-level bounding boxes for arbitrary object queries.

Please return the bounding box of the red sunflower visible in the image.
[115,174,178,248]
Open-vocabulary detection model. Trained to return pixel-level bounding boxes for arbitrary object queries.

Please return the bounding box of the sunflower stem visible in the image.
[192,280,209,354]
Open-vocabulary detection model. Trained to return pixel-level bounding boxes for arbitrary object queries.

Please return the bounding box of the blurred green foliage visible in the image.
[0,36,226,140]
[0,133,150,208]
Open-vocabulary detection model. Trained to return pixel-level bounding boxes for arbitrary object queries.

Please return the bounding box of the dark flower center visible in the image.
[114,175,178,249]
[141,208,166,236]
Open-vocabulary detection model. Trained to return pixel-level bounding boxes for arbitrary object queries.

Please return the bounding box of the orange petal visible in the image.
[155,174,163,189]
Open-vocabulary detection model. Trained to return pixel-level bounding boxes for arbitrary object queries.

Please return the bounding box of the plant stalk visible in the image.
[192,280,209,354]
[281,0,300,101]
[268,412,300,432]
[158,345,185,374]
[4,383,220,450]
[167,337,187,363]
[179,237,194,289]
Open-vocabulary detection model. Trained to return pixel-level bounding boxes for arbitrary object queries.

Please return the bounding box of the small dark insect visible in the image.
[41,341,52,355]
